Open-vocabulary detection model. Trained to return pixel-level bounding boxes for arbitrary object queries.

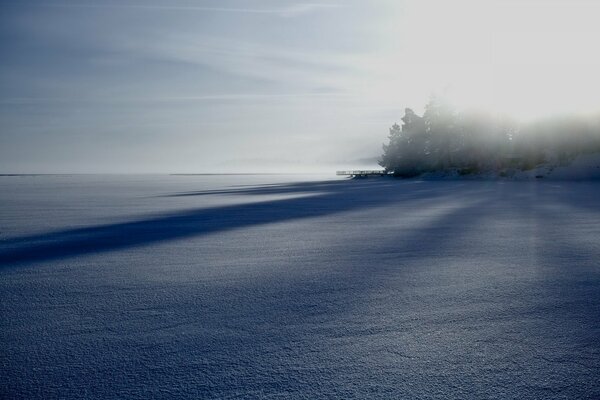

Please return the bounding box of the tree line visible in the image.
[379,96,600,177]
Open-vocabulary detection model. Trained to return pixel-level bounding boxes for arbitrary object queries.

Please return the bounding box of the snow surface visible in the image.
[1,175,600,399]
[514,153,600,181]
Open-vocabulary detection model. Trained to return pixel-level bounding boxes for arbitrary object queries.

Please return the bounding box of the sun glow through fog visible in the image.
[382,0,600,121]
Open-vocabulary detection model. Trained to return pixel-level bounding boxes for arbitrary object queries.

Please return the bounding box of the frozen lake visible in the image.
[1,175,599,399]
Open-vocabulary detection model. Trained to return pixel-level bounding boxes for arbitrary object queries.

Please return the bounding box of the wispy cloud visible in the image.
[0,92,348,105]
[116,33,366,91]
[7,2,343,17]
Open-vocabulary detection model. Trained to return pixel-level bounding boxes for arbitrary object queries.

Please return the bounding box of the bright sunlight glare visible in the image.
[385,0,600,121]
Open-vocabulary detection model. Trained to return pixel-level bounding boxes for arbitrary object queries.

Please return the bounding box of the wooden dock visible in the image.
[336,170,389,177]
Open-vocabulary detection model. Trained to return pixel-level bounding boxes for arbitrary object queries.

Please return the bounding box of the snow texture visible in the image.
[1,175,600,399]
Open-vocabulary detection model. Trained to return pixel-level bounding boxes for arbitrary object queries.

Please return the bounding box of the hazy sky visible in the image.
[1,0,599,173]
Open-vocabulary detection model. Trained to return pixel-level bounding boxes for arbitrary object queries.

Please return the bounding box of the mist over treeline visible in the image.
[380,95,600,177]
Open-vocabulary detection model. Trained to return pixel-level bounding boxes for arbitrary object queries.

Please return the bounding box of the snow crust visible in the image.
[1,175,599,399]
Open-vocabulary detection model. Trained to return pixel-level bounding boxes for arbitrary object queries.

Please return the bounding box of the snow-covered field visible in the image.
[1,175,599,399]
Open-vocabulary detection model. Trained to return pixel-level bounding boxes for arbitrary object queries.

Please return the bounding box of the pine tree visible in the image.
[379,108,427,176]
[423,95,458,170]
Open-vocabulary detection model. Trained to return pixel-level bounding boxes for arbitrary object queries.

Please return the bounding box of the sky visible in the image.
[1,0,599,173]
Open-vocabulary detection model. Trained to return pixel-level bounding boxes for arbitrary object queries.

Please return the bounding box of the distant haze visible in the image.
[1,0,599,173]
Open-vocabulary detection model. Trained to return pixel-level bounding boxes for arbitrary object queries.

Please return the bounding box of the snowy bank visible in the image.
[411,152,600,181]
[513,152,600,180]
